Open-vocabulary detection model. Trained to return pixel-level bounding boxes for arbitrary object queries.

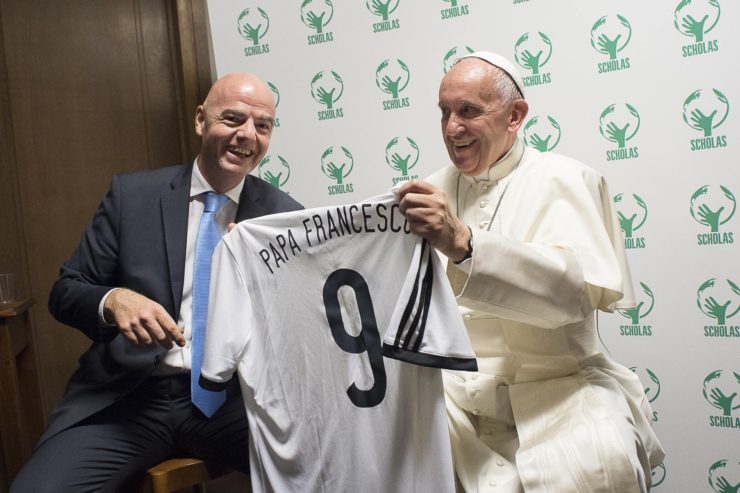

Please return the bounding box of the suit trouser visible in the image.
[10,374,249,493]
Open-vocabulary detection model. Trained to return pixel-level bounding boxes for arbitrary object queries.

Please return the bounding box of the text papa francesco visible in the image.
[257,202,411,274]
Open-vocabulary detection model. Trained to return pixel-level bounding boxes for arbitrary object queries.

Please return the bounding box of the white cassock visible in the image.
[428,138,665,493]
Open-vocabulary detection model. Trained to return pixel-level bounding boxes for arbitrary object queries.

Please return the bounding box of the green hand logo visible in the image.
[443,45,475,73]
[591,14,632,60]
[237,7,270,46]
[385,137,419,176]
[258,155,291,189]
[618,282,654,324]
[690,185,736,232]
[301,0,333,34]
[675,0,721,43]
[651,463,667,488]
[629,367,661,403]
[697,278,740,326]
[613,193,648,238]
[702,370,740,417]
[366,0,399,21]
[442,0,459,6]
[683,88,729,137]
[709,459,740,493]
[599,103,640,148]
[375,59,411,99]
[268,81,280,108]
[523,115,561,151]
[321,146,354,184]
[311,71,344,109]
[514,32,553,75]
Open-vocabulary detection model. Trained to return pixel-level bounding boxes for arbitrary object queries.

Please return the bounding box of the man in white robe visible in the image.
[398,52,665,492]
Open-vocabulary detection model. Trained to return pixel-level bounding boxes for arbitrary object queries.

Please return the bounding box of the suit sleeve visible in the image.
[200,237,251,390]
[48,176,122,342]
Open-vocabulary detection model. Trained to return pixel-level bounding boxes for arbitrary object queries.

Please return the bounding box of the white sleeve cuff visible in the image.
[98,288,122,327]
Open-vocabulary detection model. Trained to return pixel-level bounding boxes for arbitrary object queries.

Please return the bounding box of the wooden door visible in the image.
[0,0,211,484]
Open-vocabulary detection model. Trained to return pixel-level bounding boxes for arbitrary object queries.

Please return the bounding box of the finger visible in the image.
[400,193,445,218]
[131,323,153,346]
[398,179,436,197]
[118,325,140,346]
[158,312,186,347]
[143,317,173,350]
[227,222,237,232]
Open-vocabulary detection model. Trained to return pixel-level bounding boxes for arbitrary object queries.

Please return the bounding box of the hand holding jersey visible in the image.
[399,180,471,264]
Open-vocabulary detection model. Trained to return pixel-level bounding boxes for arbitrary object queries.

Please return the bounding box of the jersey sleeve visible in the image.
[199,236,252,391]
[382,238,478,371]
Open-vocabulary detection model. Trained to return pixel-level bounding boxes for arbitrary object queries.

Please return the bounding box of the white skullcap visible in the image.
[458,51,525,98]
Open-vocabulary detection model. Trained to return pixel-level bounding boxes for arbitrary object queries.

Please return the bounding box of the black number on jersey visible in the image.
[322,269,387,408]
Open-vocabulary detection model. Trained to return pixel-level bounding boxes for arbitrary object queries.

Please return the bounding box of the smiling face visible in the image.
[195,73,276,192]
[438,58,526,177]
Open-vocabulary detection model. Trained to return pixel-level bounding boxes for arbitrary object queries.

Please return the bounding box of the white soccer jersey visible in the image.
[200,190,477,493]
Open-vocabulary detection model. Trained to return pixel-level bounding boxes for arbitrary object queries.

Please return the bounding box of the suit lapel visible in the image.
[161,164,192,319]
[236,175,268,222]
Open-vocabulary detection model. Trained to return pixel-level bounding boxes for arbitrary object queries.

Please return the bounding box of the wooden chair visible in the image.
[140,457,232,493]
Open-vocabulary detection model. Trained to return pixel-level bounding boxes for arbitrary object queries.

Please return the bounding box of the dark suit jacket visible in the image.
[43,163,302,445]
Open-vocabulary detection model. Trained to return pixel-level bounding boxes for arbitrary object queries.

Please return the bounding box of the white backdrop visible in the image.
[206,1,739,491]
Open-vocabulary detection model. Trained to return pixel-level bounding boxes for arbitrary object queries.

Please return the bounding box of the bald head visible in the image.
[195,72,276,192]
[203,73,276,116]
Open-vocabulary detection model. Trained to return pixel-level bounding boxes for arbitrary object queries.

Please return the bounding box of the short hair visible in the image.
[492,67,523,106]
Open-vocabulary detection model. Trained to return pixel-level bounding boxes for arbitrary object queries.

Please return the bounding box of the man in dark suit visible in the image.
[11,72,302,492]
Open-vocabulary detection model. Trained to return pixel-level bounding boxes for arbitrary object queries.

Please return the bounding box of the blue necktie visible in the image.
[191,191,230,417]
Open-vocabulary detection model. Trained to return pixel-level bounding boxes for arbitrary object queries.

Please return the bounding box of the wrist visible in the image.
[100,288,122,327]
[453,226,473,264]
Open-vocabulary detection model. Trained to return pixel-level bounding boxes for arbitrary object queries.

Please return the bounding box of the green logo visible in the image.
[302,0,335,45]
[321,146,355,195]
[697,279,740,334]
[376,59,411,111]
[675,0,720,43]
[237,7,270,56]
[651,463,667,488]
[684,89,730,136]
[311,70,345,121]
[523,115,561,152]
[267,81,281,128]
[514,32,553,87]
[591,14,632,74]
[690,185,735,246]
[617,282,654,335]
[367,0,401,32]
[684,88,729,151]
[386,136,420,185]
[599,103,640,161]
[630,366,661,423]
[440,0,470,20]
[703,370,740,429]
[258,155,290,190]
[630,367,661,403]
[443,45,474,73]
[708,459,739,493]
[614,193,647,249]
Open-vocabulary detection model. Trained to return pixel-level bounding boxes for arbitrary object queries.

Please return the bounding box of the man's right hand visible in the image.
[104,289,185,349]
